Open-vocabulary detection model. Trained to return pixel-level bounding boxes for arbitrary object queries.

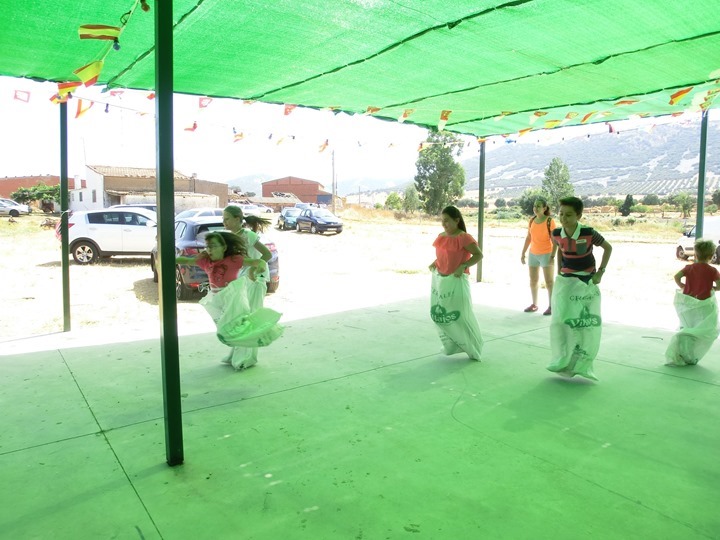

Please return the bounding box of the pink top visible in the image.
[681,262,720,300]
[433,232,476,275]
[197,254,245,289]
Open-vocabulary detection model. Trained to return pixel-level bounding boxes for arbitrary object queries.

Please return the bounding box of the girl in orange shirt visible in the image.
[520,198,557,315]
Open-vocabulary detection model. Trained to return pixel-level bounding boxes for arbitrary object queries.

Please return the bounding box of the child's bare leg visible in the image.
[542,265,555,306]
[529,265,540,305]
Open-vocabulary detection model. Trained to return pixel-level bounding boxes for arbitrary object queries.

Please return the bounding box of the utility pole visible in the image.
[332,149,336,214]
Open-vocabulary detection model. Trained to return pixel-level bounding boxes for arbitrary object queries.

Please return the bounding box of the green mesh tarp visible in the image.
[1,0,719,136]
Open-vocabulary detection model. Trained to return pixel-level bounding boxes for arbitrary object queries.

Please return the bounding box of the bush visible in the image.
[495,209,522,220]
[630,204,649,213]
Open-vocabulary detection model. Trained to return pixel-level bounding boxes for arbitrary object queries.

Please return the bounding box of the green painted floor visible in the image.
[1,297,718,539]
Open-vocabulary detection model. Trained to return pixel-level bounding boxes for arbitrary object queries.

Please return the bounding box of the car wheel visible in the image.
[151,257,158,283]
[9,209,19,218]
[713,247,720,265]
[310,224,317,234]
[175,266,193,301]
[72,241,99,264]
[295,223,301,233]
[676,246,689,260]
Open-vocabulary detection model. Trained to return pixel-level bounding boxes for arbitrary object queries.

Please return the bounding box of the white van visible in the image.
[676,216,720,263]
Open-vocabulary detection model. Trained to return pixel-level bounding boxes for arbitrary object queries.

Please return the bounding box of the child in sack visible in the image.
[665,239,720,366]
[547,197,612,381]
[428,205,484,360]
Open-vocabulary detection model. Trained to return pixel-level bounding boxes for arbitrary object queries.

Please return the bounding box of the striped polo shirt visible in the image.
[552,224,605,275]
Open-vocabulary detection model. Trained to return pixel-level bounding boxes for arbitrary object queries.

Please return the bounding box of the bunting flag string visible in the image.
[74,61,104,87]
[75,99,94,118]
[318,139,329,152]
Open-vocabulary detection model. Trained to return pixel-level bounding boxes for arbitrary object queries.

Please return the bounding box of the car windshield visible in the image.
[195,224,226,241]
[313,209,335,218]
[285,209,300,216]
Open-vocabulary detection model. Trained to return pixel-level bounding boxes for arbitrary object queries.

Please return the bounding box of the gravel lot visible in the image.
[1,212,689,345]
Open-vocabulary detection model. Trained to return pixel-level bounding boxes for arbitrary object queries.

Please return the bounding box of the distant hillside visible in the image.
[461,120,720,199]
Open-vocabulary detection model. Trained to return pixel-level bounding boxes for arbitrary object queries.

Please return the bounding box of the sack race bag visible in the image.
[665,291,719,366]
[200,277,284,348]
[430,271,483,360]
[547,276,602,381]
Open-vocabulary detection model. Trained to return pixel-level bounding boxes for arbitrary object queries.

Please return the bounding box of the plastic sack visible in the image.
[430,271,483,360]
[547,276,602,381]
[200,277,284,349]
[665,291,719,366]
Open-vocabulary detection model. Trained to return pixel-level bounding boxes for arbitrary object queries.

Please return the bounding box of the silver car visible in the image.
[0,199,31,217]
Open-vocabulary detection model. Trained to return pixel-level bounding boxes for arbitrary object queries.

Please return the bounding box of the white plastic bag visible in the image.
[547,276,602,381]
[430,271,483,360]
[200,277,284,349]
[665,291,719,366]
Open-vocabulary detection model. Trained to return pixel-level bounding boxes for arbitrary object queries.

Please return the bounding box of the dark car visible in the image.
[296,208,343,234]
[151,216,280,300]
[277,207,301,230]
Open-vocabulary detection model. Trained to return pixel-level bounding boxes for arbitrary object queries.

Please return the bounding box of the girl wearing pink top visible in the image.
[429,206,484,360]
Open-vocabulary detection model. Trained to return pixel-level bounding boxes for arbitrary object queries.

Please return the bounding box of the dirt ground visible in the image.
[0,212,690,345]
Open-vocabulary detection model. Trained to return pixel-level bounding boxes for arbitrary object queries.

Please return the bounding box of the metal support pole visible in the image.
[696,110,709,238]
[155,0,184,466]
[60,102,71,331]
[475,140,486,282]
[331,150,336,214]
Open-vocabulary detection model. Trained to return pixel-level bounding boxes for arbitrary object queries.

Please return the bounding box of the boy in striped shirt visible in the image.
[547,196,612,380]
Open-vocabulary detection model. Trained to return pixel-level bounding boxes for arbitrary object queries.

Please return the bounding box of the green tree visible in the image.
[706,203,718,215]
[669,192,695,218]
[619,194,635,217]
[495,198,506,208]
[516,187,546,216]
[642,193,660,206]
[541,157,574,211]
[11,184,60,204]
[414,131,465,215]
[384,192,402,211]
[402,184,420,214]
[712,189,720,207]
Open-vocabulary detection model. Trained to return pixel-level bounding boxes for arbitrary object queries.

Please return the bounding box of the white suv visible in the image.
[56,208,157,264]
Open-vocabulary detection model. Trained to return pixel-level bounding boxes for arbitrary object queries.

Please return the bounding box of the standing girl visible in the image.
[429,205,484,360]
[176,231,281,370]
[223,205,274,369]
[520,197,557,315]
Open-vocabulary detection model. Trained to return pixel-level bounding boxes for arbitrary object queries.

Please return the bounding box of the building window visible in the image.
[71,193,74,201]
[92,189,97,203]
[79,192,83,202]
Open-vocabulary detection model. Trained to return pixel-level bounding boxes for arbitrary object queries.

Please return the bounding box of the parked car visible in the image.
[233,203,262,217]
[277,207,301,230]
[255,204,273,213]
[175,207,224,219]
[110,203,158,213]
[56,208,157,264]
[676,216,720,263]
[296,207,343,234]
[0,199,31,217]
[294,202,313,210]
[151,216,280,300]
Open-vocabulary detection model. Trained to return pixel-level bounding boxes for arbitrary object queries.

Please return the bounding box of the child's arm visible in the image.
[714,277,720,292]
[453,243,483,277]
[674,270,685,290]
[243,257,269,281]
[520,233,531,264]
[176,252,209,266]
[591,240,613,285]
[428,260,437,271]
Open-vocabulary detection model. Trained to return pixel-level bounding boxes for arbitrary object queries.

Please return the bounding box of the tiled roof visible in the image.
[87,165,192,180]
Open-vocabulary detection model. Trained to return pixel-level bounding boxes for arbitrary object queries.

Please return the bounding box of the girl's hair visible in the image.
[534,197,550,216]
[224,205,271,233]
[205,231,247,257]
[244,215,272,233]
[694,239,715,262]
[441,205,467,232]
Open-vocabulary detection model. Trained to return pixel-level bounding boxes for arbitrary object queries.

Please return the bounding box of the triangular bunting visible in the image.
[199,97,213,108]
[13,90,30,103]
[669,87,693,105]
[438,110,451,130]
[75,99,94,118]
[78,24,121,40]
[398,109,415,123]
[284,104,297,116]
[184,121,197,132]
[74,61,104,87]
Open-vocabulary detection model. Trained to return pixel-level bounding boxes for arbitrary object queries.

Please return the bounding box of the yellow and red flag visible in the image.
[57,81,81,97]
[318,139,329,152]
[544,120,561,129]
[74,61,104,87]
[50,94,69,104]
[75,99,94,118]
[614,99,638,106]
[365,106,381,115]
[438,110,452,130]
[233,132,245,143]
[284,104,297,116]
[669,87,693,105]
[146,92,156,100]
[580,111,597,124]
[78,24,121,40]
[184,121,197,132]
[398,109,415,123]
[418,142,433,152]
[518,128,532,137]
[564,112,578,120]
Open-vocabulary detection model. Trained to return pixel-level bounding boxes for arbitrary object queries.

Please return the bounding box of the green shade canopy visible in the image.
[2,0,719,136]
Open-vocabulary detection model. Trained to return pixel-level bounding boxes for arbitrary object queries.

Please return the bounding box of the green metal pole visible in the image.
[475,140,486,282]
[59,102,70,331]
[695,110,709,239]
[155,0,184,466]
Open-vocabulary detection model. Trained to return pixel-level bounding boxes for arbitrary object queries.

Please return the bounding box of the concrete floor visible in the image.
[1,288,719,540]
